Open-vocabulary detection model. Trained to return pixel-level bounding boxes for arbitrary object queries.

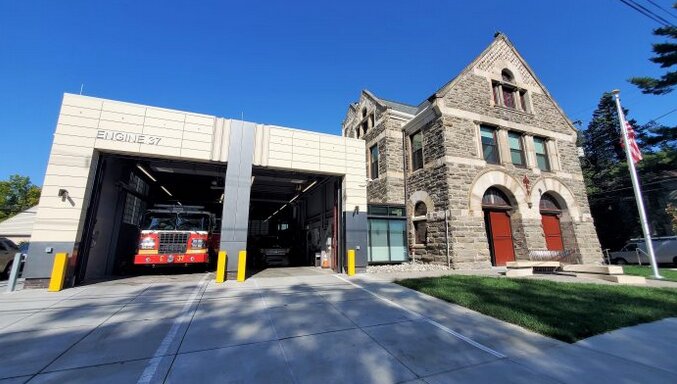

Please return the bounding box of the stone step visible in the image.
[561,264,624,275]
[506,261,561,269]
[505,268,533,277]
[574,273,646,284]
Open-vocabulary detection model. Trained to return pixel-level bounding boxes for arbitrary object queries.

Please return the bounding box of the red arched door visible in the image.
[540,193,564,251]
[482,188,516,266]
[487,211,516,266]
[541,214,564,251]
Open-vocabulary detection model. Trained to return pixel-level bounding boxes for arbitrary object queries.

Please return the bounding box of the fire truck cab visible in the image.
[134,205,217,267]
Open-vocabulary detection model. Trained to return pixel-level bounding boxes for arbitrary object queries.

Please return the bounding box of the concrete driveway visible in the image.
[1,268,675,383]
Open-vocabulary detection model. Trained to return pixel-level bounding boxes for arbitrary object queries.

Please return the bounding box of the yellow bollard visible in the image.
[48,252,69,292]
[215,250,227,283]
[347,249,355,276]
[237,250,247,282]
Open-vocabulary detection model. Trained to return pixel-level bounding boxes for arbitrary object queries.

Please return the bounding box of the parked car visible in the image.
[609,236,677,265]
[0,237,20,279]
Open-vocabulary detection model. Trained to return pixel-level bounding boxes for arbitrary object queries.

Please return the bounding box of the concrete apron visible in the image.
[0,271,674,383]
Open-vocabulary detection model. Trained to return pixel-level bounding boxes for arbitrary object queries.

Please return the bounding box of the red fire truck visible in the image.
[133,205,218,266]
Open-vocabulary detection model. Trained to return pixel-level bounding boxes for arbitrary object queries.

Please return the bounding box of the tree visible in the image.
[580,92,638,194]
[637,120,677,151]
[629,4,677,95]
[0,175,41,222]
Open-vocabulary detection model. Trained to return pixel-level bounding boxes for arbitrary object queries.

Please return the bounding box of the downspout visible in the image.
[445,209,450,269]
[401,119,411,262]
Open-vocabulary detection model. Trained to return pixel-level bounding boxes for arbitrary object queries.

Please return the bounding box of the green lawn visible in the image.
[396,275,677,343]
[622,265,677,282]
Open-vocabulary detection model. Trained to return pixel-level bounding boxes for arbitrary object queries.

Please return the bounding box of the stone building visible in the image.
[343,33,603,268]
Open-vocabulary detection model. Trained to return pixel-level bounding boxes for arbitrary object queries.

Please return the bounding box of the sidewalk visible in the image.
[0,270,675,383]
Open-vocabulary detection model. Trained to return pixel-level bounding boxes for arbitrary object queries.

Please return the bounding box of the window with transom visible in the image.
[492,69,529,112]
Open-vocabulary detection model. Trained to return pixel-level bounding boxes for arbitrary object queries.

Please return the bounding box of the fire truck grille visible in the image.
[158,232,189,254]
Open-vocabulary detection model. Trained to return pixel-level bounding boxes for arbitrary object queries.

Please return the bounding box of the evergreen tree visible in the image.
[581,92,676,250]
[629,3,677,95]
[581,92,637,194]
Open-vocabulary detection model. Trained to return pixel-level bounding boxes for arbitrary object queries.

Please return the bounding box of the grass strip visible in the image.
[397,275,677,342]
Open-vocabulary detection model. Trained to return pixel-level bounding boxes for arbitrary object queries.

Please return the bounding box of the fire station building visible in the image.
[23,94,368,287]
[23,33,603,287]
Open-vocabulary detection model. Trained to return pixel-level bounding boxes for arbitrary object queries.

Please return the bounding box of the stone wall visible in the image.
[343,93,408,206]
[433,37,603,266]
[340,36,604,268]
[405,118,450,263]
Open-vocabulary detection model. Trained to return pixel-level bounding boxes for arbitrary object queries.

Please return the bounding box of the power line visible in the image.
[618,0,674,26]
[588,178,677,196]
[648,107,677,122]
[629,0,676,25]
[645,0,677,21]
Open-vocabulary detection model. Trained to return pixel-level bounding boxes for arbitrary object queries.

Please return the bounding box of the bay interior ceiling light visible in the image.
[266,179,319,222]
[301,180,317,193]
[265,203,288,222]
[302,180,317,193]
[160,186,173,197]
[136,164,157,182]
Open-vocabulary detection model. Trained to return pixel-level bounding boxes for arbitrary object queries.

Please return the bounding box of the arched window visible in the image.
[413,201,427,245]
[501,69,514,83]
[539,193,562,213]
[414,201,427,216]
[492,69,528,112]
[482,187,512,209]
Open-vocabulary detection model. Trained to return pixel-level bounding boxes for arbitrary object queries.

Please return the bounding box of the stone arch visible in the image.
[492,59,525,84]
[529,177,581,222]
[409,190,435,214]
[537,187,582,261]
[408,190,435,249]
[469,170,528,218]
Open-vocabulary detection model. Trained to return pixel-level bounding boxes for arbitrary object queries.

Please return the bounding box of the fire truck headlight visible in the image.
[139,236,156,250]
[191,239,206,249]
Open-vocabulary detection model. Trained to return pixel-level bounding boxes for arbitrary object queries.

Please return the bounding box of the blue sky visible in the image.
[1,0,675,184]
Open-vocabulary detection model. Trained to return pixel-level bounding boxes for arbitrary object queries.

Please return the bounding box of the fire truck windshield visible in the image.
[142,212,210,231]
[143,213,176,230]
[177,214,210,231]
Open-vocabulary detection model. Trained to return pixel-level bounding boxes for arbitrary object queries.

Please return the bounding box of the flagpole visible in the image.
[611,89,662,279]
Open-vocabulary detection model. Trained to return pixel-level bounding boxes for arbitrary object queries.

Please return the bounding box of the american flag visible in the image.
[620,119,643,164]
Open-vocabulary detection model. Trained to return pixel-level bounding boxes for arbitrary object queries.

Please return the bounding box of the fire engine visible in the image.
[133,205,218,266]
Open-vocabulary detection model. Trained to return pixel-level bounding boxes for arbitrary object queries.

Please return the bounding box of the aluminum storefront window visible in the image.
[368,205,407,263]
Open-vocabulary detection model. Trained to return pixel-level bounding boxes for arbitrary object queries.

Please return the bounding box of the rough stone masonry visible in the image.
[342,33,603,268]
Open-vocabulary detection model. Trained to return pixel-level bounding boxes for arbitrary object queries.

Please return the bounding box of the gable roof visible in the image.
[430,33,577,131]
[0,206,37,236]
[362,90,419,115]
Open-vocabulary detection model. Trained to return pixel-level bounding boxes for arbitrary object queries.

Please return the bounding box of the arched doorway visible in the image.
[482,187,516,266]
[540,193,564,251]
